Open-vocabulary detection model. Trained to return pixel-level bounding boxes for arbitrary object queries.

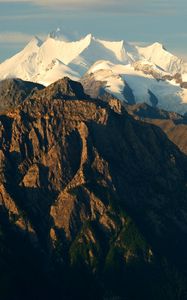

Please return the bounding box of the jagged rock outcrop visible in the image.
[35,76,89,100]
[0,78,44,113]
[0,78,187,299]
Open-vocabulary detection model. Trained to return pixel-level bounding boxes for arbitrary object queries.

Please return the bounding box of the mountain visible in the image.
[1,28,187,114]
[125,102,187,155]
[0,78,44,113]
[82,60,187,114]
[1,77,187,299]
[137,42,183,75]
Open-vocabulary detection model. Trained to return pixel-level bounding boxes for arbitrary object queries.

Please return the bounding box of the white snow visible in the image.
[87,60,187,114]
[35,59,80,86]
[1,30,187,113]
[0,36,42,81]
[182,73,187,82]
[137,42,183,74]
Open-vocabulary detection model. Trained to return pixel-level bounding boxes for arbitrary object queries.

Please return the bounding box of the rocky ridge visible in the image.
[0,78,187,299]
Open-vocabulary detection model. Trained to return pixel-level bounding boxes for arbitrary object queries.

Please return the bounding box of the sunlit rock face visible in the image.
[0,77,187,299]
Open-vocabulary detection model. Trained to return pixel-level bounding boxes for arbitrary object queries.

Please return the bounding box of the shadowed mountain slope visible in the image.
[0,78,44,113]
[0,78,187,299]
[125,102,187,155]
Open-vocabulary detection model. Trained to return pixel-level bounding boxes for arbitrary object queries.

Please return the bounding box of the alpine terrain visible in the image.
[0,77,187,299]
[1,29,187,114]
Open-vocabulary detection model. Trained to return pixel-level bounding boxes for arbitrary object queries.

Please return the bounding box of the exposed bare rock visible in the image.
[34,77,89,100]
[0,78,44,114]
[1,77,187,299]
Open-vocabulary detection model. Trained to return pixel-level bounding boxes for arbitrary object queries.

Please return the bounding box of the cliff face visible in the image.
[1,78,187,299]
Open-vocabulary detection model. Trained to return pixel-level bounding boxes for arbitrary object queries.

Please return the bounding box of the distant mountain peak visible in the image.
[25,36,43,49]
[82,33,93,43]
[37,76,89,100]
[1,30,187,114]
[48,27,69,41]
[150,41,164,49]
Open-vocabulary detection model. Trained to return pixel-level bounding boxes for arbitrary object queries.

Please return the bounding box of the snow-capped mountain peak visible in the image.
[149,42,165,49]
[137,42,183,74]
[24,36,43,50]
[1,30,187,114]
[48,27,69,41]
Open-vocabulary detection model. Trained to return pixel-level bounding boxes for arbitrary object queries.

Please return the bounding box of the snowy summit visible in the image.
[1,28,187,114]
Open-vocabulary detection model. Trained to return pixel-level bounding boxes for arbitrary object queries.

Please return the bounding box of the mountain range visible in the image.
[0,77,187,299]
[1,29,187,299]
[1,29,187,114]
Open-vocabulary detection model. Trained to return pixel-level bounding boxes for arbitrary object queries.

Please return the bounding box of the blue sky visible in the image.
[0,0,187,62]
